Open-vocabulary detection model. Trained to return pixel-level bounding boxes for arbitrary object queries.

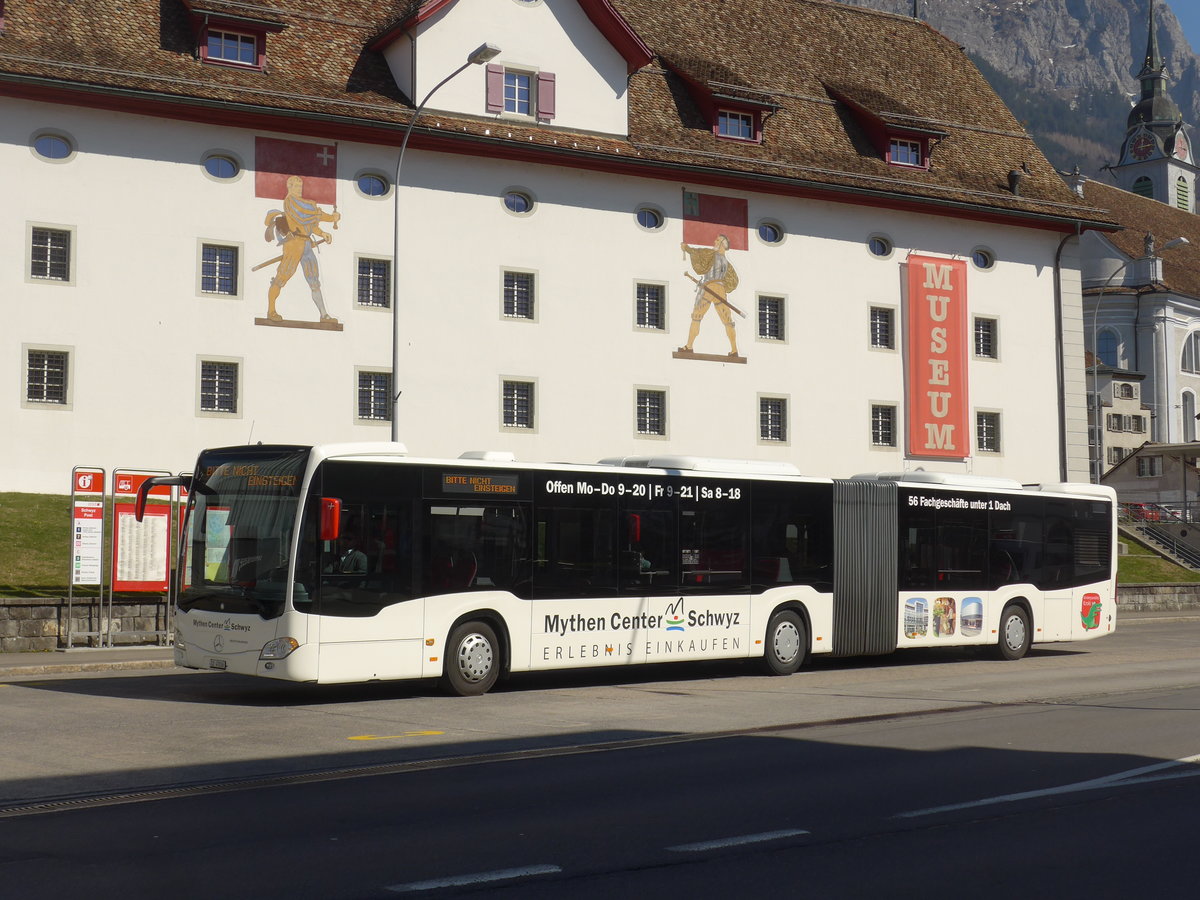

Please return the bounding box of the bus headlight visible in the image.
[260,637,299,660]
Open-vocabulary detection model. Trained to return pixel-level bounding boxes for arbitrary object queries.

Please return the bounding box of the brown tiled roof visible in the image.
[0,0,1116,228]
[1082,180,1200,300]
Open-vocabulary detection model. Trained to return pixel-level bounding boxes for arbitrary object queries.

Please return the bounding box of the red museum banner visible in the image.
[907,255,968,460]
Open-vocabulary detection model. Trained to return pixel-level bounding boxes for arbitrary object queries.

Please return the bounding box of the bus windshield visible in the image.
[178,446,310,619]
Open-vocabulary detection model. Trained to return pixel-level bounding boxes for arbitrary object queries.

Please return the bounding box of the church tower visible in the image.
[1113,0,1198,210]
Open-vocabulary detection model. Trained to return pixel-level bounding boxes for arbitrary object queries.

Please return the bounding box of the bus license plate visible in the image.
[208,658,227,670]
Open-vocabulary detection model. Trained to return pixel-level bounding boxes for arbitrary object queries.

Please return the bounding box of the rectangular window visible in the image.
[502,380,534,429]
[357,371,392,422]
[207,30,257,65]
[1137,456,1162,477]
[974,317,998,358]
[759,397,788,442]
[889,138,923,167]
[200,360,239,414]
[1108,447,1128,466]
[976,411,1001,453]
[504,71,532,115]
[25,349,68,405]
[636,389,666,436]
[30,227,70,281]
[717,110,755,140]
[357,258,391,308]
[758,296,785,341]
[200,244,238,295]
[636,283,664,329]
[870,307,894,349]
[871,405,896,447]
[1132,415,1146,433]
[503,271,535,319]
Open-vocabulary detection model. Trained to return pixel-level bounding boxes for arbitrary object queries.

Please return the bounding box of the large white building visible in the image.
[3,0,1116,494]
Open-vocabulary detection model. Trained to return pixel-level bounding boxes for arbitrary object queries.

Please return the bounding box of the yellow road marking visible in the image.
[348,731,444,741]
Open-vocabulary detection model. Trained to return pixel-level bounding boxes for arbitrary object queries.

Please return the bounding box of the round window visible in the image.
[34,135,72,160]
[868,236,892,257]
[758,222,783,244]
[636,207,663,230]
[972,249,995,270]
[203,155,239,179]
[358,174,389,197]
[504,191,534,214]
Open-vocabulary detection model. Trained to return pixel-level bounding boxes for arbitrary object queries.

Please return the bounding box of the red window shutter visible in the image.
[537,71,556,120]
[486,64,504,113]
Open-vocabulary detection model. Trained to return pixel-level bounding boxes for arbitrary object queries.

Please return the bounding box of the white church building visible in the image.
[3,0,1117,494]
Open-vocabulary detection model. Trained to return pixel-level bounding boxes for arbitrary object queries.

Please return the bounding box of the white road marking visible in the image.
[667,828,810,852]
[896,752,1200,819]
[386,864,561,893]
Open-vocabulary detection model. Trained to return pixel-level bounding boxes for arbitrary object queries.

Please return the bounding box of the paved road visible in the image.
[1,619,1198,898]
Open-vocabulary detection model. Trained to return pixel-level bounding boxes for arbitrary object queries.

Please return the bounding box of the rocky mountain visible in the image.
[837,0,1200,176]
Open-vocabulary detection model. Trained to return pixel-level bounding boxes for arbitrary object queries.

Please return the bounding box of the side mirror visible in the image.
[320,498,342,542]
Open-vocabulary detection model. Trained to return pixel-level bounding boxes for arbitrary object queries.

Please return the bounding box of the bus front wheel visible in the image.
[994,604,1031,661]
[443,621,501,696]
[763,610,806,676]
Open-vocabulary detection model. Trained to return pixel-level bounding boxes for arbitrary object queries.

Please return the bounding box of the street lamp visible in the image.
[391,42,501,441]
[1089,234,1189,483]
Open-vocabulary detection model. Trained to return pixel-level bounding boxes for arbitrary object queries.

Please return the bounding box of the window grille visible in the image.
[201,245,238,295]
[871,405,896,447]
[758,296,784,340]
[637,390,666,435]
[974,317,997,358]
[26,350,68,404]
[636,283,664,329]
[357,371,392,421]
[357,258,391,308]
[759,398,787,442]
[870,307,893,349]
[200,361,238,414]
[503,271,534,319]
[976,411,1001,453]
[30,228,70,281]
[503,381,534,428]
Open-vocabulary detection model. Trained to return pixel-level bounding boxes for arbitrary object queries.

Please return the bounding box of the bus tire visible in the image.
[763,610,806,676]
[443,621,501,696]
[994,603,1031,661]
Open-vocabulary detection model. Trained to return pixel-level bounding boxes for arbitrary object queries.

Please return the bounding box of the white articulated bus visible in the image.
[146,443,1117,695]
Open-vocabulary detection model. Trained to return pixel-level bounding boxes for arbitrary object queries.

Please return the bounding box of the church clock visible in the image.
[1130,134,1156,161]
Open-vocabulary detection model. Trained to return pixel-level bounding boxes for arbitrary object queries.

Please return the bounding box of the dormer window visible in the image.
[888,137,924,168]
[205,29,260,67]
[183,2,285,72]
[717,109,757,141]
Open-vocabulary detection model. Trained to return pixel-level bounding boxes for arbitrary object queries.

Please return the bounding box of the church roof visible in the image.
[0,0,1117,229]
[1083,180,1200,301]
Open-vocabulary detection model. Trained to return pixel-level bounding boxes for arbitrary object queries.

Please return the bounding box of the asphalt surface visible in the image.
[0,608,1195,678]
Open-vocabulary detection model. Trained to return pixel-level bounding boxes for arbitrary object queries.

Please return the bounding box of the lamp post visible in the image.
[391,42,501,441]
[1089,234,1189,483]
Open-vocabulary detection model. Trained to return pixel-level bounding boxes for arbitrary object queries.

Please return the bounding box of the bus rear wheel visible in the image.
[443,621,501,696]
[763,610,806,676]
[994,603,1031,661]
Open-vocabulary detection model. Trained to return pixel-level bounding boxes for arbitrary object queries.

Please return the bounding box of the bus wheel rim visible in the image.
[456,633,494,683]
[1004,615,1026,651]
[773,621,800,664]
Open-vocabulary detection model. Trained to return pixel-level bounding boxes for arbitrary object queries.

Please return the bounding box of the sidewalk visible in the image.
[0,645,176,678]
[1,608,1196,679]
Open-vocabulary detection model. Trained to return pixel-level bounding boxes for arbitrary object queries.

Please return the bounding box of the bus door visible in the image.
[302,462,424,682]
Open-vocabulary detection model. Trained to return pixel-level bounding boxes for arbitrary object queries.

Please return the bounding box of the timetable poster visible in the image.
[112,504,170,592]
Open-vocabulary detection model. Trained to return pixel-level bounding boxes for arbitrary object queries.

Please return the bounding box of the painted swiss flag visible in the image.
[682,191,748,251]
[255,137,338,204]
